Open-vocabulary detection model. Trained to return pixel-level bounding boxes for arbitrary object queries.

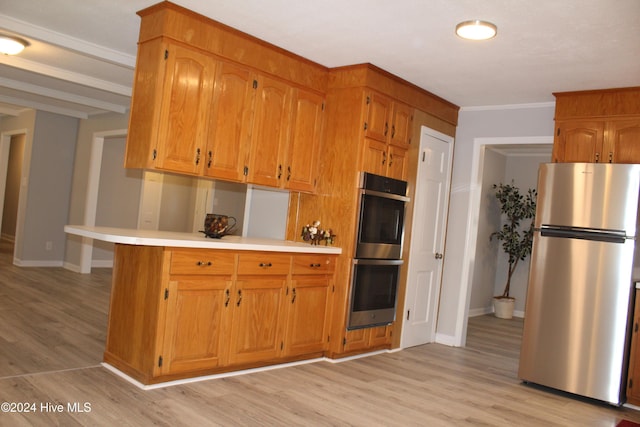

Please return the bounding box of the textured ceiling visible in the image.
[0,0,638,119]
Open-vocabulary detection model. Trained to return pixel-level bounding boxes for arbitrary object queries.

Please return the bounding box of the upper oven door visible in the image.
[356,189,407,259]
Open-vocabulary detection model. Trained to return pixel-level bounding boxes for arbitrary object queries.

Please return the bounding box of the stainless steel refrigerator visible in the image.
[518,162,640,406]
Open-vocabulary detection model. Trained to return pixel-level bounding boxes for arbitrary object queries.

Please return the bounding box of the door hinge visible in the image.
[556,128,560,136]
[243,166,249,176]
[332,285,335,293]
[343,337,347,346]
[152,149,157,160]
[366,96,370,105]
[327,335,330,342]
[635,322,638,333]
[164,49,168,60]
[407,310,410,320]
[158,356,163,367]
[253,80,258,89]
[630,378,634,389]
[363,122,368,131]
[164,288,169,300]
[322,102,325,111]
[280,341,284,350]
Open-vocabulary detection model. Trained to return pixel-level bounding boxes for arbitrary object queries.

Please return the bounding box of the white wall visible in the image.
[436,104,555,346]
[245,187,289,239]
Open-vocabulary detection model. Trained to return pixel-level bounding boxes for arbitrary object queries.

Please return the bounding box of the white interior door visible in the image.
[401,127,453,348]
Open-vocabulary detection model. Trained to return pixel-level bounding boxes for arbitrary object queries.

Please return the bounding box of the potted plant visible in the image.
[490,181,537,319]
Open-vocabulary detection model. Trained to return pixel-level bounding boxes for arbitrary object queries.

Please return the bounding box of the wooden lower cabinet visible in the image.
[627,290,640,405]
[228,276,288,365]
[343,325,393,353]
[104,245,337,384]
[161,277,231,375]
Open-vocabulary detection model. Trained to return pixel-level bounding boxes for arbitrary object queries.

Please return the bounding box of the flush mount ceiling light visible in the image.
[0,34,29,55]
[455,20,497,40]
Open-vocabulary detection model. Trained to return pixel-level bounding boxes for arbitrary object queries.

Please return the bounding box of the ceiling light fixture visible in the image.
[455,20,497,41]
[0,34,29,55]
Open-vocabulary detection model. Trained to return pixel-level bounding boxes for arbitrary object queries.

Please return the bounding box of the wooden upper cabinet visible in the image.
[552,88,640,164]
[606,119,640,163]
[246,75,293,187]
[364,91,413,148]
[365,92,392,142]
[204,62,255,181]
[154,43,216,175]
[284,89,325,192]
[125,40,216,174]
[387,145,408,180]
[553,118,640,163]
[552,121,604,163]
[389,102,413,147]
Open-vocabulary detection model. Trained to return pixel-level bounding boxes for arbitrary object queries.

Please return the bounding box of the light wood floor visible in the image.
[1,240,640,426]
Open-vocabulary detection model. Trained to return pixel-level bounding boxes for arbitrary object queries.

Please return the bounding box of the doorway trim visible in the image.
[0,128,30,264]
[78,128,127,273]
[454,136,552,346]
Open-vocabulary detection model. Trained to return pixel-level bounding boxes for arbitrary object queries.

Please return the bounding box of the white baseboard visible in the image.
[13,259,64,267]
[435,333,458,347]
[468,306,525,318]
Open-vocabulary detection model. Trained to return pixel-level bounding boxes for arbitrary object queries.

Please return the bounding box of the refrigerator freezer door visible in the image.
[535,163,640,235]
[518,232,635,405]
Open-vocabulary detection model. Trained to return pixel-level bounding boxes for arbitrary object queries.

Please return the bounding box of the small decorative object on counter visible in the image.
[301,220,336,245]
[201,214,237,238]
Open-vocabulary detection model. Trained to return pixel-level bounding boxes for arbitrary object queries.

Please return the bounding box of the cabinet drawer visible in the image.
[292,254,336,275]
[237,253,291,275]
[169,249,236,275]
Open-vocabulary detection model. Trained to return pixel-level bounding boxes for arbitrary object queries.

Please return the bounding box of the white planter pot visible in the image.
[493,297,515,319]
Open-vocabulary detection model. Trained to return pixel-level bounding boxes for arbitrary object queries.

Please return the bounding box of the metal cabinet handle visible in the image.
[287,166,291,181]
[236,289,242,306]
[595,152,600,163]
[609,152,613,163]
[224,289,230,307]
[207,150,212,168]
[259,262,273,268]
[384,122,389,136]
[310,263,321,268]
[195,148,201,165]
[291,288,296,304]
[382,151,387,165]
[278,164,282,179]
[196,261,212,266]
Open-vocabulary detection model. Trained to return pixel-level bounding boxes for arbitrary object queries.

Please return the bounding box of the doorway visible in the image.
[457,136,552,346]
[0,131,27,262]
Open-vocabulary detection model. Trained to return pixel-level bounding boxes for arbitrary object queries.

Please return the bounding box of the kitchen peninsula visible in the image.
[65,225,341,385]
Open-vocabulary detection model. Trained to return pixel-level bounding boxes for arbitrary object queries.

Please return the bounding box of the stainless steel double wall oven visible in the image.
[348,172,409,329]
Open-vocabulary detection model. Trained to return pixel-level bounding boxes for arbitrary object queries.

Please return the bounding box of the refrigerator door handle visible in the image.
[539,225,627,243]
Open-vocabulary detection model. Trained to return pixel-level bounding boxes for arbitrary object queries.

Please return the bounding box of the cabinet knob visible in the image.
[435,253,443,260]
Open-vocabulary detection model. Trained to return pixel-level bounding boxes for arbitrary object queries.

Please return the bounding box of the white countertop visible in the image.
[65,225,342,255]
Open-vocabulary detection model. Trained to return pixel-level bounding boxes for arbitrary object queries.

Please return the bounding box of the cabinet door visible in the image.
[362,138,387,176]
[204,62,255,181]
[284,276,331,356]
[627,291,640,405]
[365,92,392,142]
[246,75,292,187]
[552,121,604,163]
[390,102,413,147]
[155,44,216,175]
[284,89,324,192]
[607,119,640,164]
[368,325,392,347]
[387,145,408,180]
[343,328,370,353]
[228,277,287,364]
[161,278,232,375]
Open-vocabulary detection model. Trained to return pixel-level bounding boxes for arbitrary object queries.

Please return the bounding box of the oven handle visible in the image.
[353,259,404,266]
[361,188,410,202]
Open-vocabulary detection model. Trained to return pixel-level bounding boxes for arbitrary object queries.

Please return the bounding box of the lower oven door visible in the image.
[348,259,403,330]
